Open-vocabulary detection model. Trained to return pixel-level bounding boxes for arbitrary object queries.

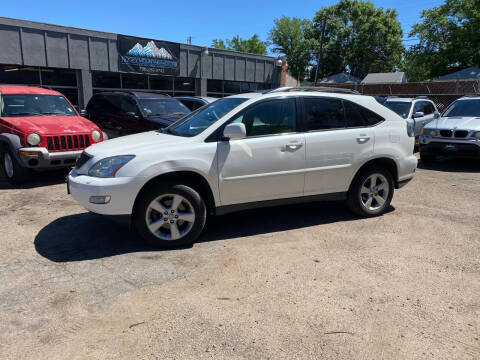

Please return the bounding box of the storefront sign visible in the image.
[117,35,180,76]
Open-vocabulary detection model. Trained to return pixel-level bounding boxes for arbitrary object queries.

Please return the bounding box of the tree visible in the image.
[269,17,314,82]
[405,0,480,81]
[311,0,404,80]
[211,34,268,55]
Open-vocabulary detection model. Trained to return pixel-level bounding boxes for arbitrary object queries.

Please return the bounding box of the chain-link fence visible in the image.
[316,80,480,112]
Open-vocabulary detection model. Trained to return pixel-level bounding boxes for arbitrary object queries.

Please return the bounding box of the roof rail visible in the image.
[414,95,429,99]
[267,86,360,95]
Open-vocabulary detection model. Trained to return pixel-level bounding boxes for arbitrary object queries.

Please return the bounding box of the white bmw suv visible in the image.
[68,87,417,247]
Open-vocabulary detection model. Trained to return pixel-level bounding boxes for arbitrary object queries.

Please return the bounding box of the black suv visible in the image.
[86,92,190,138]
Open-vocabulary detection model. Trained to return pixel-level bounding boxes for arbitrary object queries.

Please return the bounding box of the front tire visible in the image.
[133,183,206,248]
[347,167,394,217]
[1,147,30,185]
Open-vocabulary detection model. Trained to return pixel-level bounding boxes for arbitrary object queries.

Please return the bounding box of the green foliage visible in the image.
[405,0,480,81]
[312,0,404,80]
[211,34,268,55]
[268,17,314,81]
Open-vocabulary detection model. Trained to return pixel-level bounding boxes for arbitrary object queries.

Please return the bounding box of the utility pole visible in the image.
[187,36,192,45]
[314,14,329,85]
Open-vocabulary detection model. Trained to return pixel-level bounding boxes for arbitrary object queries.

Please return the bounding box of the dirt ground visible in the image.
[0,157,479,359]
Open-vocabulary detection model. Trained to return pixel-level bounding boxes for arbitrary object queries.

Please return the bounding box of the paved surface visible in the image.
[0,158,479,359]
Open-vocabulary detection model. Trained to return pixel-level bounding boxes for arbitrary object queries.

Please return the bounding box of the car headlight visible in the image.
[88,155,135,178]
[27,133,41,146]
[421,128,436,137]
[474,132,480,139]
[91,130,101,141]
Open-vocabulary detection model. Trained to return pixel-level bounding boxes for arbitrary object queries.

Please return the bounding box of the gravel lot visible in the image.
[0,156,479,359]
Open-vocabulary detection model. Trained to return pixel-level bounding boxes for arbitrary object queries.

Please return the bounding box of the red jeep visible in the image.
[0,85,105,184]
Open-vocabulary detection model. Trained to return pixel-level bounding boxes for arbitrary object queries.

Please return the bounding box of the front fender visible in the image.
[0,133,23,161]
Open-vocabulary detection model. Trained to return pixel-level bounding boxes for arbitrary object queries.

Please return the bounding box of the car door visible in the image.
[217,97,306,205]
[303,97,377,195]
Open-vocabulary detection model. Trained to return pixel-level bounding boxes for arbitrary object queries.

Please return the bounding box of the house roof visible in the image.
[361,72,407,84]
[318,72,361,84]
[435,67,480,81]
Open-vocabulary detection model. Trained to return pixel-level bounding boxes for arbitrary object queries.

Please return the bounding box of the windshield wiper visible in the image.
[7,112,44,116]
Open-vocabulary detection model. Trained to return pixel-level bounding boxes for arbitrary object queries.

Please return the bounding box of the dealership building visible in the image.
[0,17,282,108]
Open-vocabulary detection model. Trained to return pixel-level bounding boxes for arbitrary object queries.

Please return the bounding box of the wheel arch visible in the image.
[133,170,217,216]
[349,157,400,190]
[0,133,23,160]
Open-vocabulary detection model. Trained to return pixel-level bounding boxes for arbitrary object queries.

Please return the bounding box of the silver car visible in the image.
[383,97,440,137]
[419,96,480,163]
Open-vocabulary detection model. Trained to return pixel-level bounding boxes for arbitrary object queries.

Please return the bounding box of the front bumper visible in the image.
[18,147,83,168]
[68,169,145,215]
[419,136,480,158]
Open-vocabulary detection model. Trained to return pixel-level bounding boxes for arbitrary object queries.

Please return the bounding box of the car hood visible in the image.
[0,115,100,134]
[425,116,480,131]
[85,131,193,159]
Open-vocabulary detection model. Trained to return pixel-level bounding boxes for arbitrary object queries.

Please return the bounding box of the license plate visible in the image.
[443,144,458,152]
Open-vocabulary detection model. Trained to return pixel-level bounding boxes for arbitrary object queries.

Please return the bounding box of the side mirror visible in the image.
[79,109,88,117]
[412,111,424,118]
[434,112,440,119]
[223,123,246,140]
[126,111,139,120]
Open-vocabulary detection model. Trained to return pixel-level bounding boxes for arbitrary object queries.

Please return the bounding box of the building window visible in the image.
[0,65,40,85]
[174,77,195,92]
[51,87,79,106]
[121,73,147,89]
[41,68,76,86]
[92,71,121,88]
[149,76,173,91]
[207,80,223,93]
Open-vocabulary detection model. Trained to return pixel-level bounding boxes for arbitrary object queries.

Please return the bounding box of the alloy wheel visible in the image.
[360,173,389,212]
[145,194,196,241]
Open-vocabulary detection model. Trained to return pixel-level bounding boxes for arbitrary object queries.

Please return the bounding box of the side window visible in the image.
[231,98,296,137]
[360,105,384,126]
[413,101,425,115]
[304,97,344,130]
[191,100,204,111]
[119,96,138,114]
[424,102,435,114]
[103,95,122,115]
[344,101,365,127]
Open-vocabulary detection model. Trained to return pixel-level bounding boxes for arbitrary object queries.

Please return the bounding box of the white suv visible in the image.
[68,87,417,247]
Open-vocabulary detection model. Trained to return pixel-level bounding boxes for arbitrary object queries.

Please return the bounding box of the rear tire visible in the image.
[347,167,394,217]
[133,183,206,248]
[1,147,30,185]
[420,152,435,164]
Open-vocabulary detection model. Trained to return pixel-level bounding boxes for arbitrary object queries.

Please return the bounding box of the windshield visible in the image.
[383,101,412,119]
[442,99,480,117]
[138,98,190,117]
[167,97,248,137]
[0,94,75,117]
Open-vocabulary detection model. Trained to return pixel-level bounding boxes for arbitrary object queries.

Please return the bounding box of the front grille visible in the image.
[440,130,452,137]
[75,151,92,169]
[454,130,468,138]
[46,134,91,151]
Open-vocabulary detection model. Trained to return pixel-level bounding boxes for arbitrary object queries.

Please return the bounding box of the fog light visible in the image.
[89,195,111,204]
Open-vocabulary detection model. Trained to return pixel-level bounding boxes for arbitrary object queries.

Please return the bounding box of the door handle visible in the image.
[284,143,303,151]
[356,134,370,144]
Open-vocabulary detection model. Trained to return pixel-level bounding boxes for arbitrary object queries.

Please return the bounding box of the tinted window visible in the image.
[424,102,435,114]
[304,98,344,130]
[232,99,296,136]
[119,96,138,113]
[92,71,121,88]
[344,101,384,127]
[122,74,147,89]
[168,98,247,137]
[384,101,412,119]
[361,106,384,126]
[443,99,480,117]
[138,99,189,116]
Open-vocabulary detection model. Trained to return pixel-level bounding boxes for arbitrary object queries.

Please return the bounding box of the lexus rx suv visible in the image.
[0,85,105,184]
[68,87,417,248]
[383,96,440,137]
[419,96,480,162]
[86,92,190,138]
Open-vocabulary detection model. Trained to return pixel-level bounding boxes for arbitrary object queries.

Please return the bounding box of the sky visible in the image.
[1,0,445,52]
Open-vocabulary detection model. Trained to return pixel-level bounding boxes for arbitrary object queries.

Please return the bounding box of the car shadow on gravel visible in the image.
[35,202,394,262]
[418,157,480,173]
[0,168,70,189]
